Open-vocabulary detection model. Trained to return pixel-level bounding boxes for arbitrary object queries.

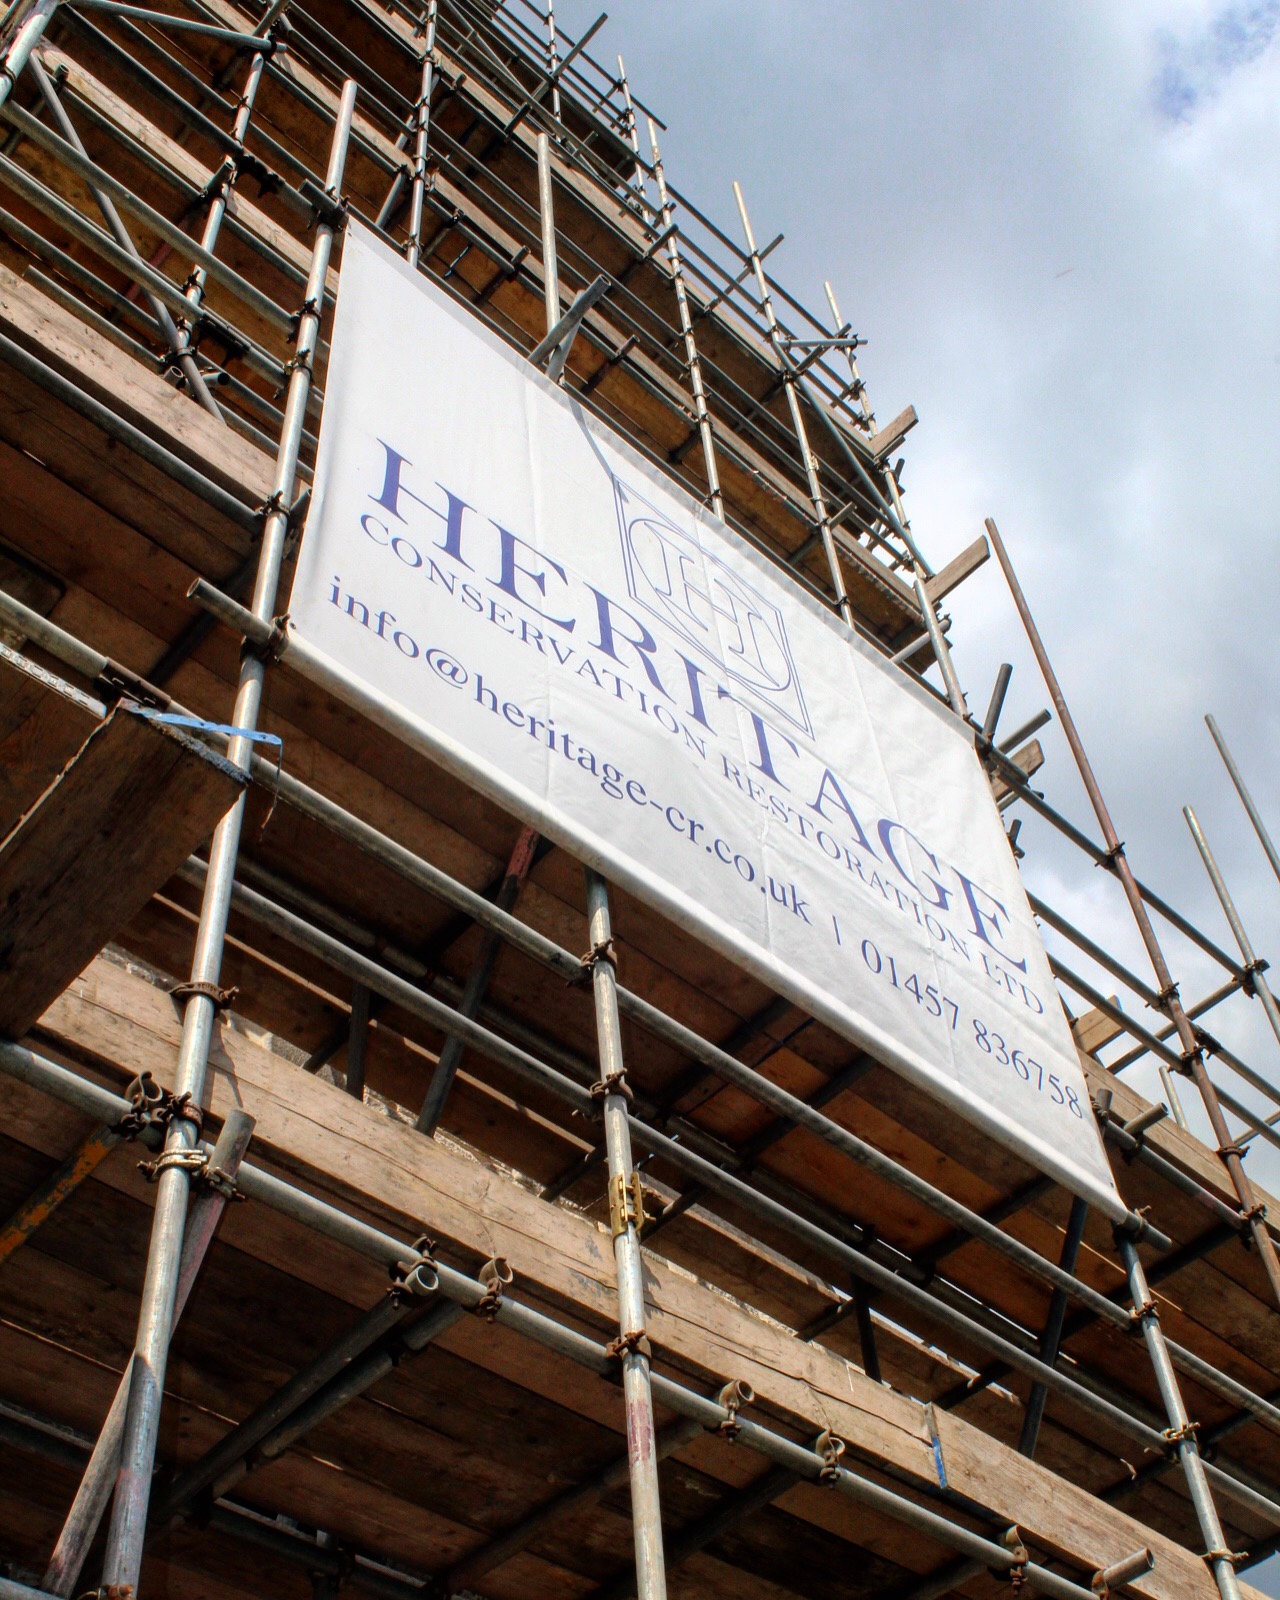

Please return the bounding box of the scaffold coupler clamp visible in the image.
[713,1378,754,1442]
[117,1075,203,1143]
[1161,1419,1199,1451]
[608,1170,646,1239]
[1239,956,1270,996]
[75,1583,135,1600]
[590,1068,632,1107]
[1201,1548,1246,1570]
[604,1327,652,1368]
[813,1428,846,1485]
[572,935,617,986]
[115,1071,166,1141]
[171,980,239,1013]
[389,1233,439,1297]
[1100,841,1127,873]
[1001,1526,1029,1595]
[473,1255,513,1320]
[298,178,348,235]
[138,1146,210,1185]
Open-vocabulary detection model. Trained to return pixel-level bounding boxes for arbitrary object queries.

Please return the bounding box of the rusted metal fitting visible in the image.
[1201,1548,1246,1568]
[604,1328,652,1365]
[170,980,239,1012]
[1162,1420,1199,1446]
[138,1147,210,1185]
[1091,1546,1154,1598]
[389,1233,438,1293]
[573,936,617,984]
[116,1076,203,1141]
[1002,1526,1029,1595]
[590,1069,632,1106]
[714,1378,754,1442]
[75,1585,135,1600]
[813,1428,846,1484]
[474,1255,513,1320]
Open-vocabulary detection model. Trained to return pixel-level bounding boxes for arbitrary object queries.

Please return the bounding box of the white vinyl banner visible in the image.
[288,223,1122,1217]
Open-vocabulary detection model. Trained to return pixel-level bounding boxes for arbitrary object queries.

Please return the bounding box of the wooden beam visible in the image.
[925,535,990,606]
[0,643,103,837]
[870,404,918,460]
[1072,1004,1127,1059]
[990,737,1045,805]
[0,705,244,1036]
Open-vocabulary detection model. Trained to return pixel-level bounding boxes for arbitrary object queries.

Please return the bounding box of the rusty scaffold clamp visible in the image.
[813,1428,846,1485]
[713,1378,755,1443]
[473,1255,513,1321]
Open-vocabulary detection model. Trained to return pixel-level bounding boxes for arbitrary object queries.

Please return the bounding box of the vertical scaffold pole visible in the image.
[647,118,722,519]
[537,128,560,332]
[1206,713,1280,891]
[615,55,645,204]
[181,27,277,328]
[823,279,875,432]
[733,181,851,624]
[1117,1233,1244,1600]
[99,80,358,1597]
[544,0,561,122]
[541,127,663,1589]
[404,0,437,269]
[584,869,668,1600]
[1184,806,1280,1055]
[984,516,1280,1311]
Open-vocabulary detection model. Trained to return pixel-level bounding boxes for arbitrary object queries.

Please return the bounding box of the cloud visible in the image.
[1154,0,1280,121]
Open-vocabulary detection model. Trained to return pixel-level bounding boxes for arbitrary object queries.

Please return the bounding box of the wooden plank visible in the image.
[29,955,1238,1600]
[0,263,274,512]
[870,405,918,460]
[991,738,1045,804]
[925,535,990,606]
[0,644,103,837]
[1072,1004,1126,1058]
[0,704,244,1036]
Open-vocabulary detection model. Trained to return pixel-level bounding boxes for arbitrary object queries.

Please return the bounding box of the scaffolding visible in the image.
[0,3,1278,1600]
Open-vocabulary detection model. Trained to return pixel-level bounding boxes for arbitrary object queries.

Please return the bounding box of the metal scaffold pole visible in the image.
[1117,1232,1244,1600]
[98,79,358,1595]
[584,869,668,1600]
[536,116,666,1597]
[1206,713,1280,891]
[1184,805,1280,1054]
[404,0,437,268]
[733,179,852,624]
[984,515,1280,1312]
[648,116,723,520]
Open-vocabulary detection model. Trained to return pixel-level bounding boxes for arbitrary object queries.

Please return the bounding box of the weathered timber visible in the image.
[0,704,244,1036]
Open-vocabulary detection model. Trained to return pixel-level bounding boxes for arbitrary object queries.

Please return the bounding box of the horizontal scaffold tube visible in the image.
[6,602,1280,1453]
[168,868,1280,1486]
[0,1041,1139,1600]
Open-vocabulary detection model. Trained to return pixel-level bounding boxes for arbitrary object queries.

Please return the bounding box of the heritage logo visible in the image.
[613,475,813,739]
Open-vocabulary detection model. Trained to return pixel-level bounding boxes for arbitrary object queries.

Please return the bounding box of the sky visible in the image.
[547,0,1280,1584]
